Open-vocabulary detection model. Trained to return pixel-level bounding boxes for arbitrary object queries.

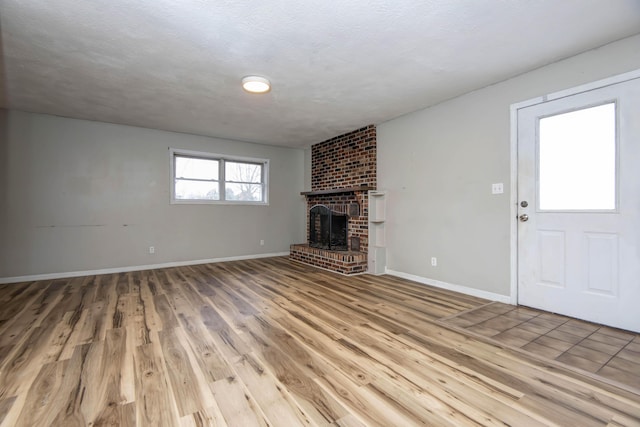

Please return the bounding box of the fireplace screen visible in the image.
[309,205,348,251]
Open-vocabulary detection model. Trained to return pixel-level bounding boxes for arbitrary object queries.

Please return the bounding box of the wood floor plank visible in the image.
[0,281,46,332]
[0,310,76,400]
[13,342,98,427]
[76,337,124,425]
[177,313,235,382]
[153,293,180,330]
[0,283,53,347]
[314,367,419,427]
[0,280,65,362]
[138,271,163,334]
[110,276,129,330]
[265,304,374,385]
[332,414,367,427]
[116,272,131,296]
[159,327,214,417]
[0,398,15,426]
[123,289,151,348]
[208,324,252,364]
[242,316,352,425]
[0,256,639,426]
[366,375,474,426]
[179,405,228,427]
[0,282,31,307]
[48,343,95,427]
[232,352,317,427]
[12,359,70,426]
[58,301,107,360]
[191,280,254,333]
[134,342,181,427]
[210,376,270,427]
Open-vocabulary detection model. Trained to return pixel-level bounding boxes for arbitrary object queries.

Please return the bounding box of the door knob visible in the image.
[519,214,529,222]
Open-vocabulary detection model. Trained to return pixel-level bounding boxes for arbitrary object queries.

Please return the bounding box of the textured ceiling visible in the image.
[1,1,639,147]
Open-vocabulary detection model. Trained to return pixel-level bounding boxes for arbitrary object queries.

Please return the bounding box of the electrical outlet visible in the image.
[149,246,155,254]
[492,183,504,194]
[260,240,265,246]
[431,257,437,266]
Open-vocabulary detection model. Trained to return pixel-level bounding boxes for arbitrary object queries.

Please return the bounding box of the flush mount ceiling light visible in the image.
[242,75,271,94]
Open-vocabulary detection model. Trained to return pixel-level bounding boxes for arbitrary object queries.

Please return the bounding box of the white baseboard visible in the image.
[385,269,512,304]
[0,252,290,284]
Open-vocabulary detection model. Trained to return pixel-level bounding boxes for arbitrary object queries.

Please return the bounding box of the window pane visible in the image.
[225,183,263,201]
[175,179,219,200]
[175,156,219,180]
[539,103,616,210]
[225,161,262,183]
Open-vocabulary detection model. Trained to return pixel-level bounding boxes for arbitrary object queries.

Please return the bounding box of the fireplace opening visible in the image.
[309,204,348,251]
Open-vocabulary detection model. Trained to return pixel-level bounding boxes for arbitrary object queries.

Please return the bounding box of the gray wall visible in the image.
[378,34,640,297]
[0,111,306,278]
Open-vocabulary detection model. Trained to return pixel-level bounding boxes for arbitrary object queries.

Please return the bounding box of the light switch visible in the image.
[492,183,504,194]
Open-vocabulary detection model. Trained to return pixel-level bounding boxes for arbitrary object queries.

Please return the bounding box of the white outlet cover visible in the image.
[492,183,504,194]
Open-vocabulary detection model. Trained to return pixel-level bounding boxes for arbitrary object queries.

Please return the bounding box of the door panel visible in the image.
[538,230,565,287]
[517,76,640,332]
[585,232,618,296]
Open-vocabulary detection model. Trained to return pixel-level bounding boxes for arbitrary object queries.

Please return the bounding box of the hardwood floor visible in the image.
[0,256,638,426]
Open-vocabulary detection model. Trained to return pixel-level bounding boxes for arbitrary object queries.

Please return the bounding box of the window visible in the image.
[170,148,268,204]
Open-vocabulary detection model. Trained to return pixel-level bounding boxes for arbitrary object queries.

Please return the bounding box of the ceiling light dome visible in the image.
[242,76,271,94]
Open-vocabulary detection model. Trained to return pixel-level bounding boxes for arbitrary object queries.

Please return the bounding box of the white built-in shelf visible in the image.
[369,191,386,222]
[368,190,386,275]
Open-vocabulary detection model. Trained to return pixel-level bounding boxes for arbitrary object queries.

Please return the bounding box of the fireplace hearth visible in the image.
[290,190,370,274]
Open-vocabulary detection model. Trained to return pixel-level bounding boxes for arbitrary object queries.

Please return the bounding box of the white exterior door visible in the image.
[517,75,640,332]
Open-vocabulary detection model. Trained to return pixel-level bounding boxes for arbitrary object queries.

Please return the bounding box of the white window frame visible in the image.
[170,148,269,205]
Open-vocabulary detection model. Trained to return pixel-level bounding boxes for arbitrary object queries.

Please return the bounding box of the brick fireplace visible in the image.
[290,125,376,274]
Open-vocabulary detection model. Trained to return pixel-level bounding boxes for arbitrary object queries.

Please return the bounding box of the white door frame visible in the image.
[509,68,640,306]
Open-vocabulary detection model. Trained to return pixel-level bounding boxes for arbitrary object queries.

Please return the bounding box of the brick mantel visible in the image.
[300,186,374,196]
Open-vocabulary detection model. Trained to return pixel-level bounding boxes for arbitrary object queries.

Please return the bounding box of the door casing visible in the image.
[509,69,640,306]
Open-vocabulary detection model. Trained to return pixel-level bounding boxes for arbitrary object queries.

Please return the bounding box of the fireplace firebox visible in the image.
[309,205,348,251]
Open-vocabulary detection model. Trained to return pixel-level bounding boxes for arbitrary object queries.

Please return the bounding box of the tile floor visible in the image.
[441,302,640,391]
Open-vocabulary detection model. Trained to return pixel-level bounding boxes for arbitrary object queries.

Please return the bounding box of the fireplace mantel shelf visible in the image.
[301,186,374,196]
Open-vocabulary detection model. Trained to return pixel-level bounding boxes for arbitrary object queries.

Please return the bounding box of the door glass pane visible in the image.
[539,103,616,210]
